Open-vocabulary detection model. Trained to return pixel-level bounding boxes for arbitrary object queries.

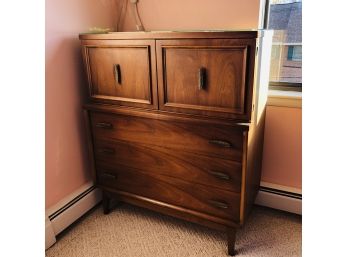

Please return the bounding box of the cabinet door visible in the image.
[82,40,157,109]
[156,39,256,120]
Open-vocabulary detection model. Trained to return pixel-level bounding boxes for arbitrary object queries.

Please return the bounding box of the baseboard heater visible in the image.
[49,186,96,221]
[255,185,302,215]
[46,183,102,249]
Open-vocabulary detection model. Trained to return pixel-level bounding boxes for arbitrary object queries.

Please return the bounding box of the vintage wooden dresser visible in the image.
[79,30,272,255]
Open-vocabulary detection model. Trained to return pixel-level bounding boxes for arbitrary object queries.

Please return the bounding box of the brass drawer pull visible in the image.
[114,64,121,84]
[101,172,117,180]
[209,200,229,209]
[198,67,206,90]
[95,122,113,129]
[208,140,233,148]
[208,171,231,181]
[97,148,115,154]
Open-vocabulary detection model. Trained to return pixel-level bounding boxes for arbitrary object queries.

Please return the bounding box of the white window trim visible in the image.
[267,90,302,108]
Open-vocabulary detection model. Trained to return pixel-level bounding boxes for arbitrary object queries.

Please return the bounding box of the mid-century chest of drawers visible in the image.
[79,30,272,255]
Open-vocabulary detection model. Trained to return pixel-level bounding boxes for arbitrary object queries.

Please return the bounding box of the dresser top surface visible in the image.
[79,30,268,40]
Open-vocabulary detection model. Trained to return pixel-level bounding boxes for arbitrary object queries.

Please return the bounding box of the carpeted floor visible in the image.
[46,204,301,257]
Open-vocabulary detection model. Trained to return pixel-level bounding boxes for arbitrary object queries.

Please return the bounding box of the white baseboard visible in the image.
[45,182,102,250]
[255,190,302,215]
[46,181,96,216]
[260,181,302,195]
[45,215,56,249]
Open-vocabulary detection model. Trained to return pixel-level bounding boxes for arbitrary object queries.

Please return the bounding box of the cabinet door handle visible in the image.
[114,64,121,84]
[209,200,229,209]
[100,172,117,180]
[97,147,115,154]
[208,140,233,148]
[95,122,113,129]
[198,67,206,90]
[208,171,231,181]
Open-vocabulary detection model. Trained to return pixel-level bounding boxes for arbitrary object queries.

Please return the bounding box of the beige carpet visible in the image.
[46,204,301,257]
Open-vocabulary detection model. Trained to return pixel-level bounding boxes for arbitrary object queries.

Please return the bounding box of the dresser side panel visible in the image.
[242,32,272,223]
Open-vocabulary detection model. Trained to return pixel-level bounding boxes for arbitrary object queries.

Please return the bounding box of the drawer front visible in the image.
[94,139,242,192]
[156,39,256,120]
[82,40,157,109]
[90,112,245,162]
[97,167,241,221]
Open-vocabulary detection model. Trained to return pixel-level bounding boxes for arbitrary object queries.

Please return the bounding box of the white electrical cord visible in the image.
[130,0,145,31]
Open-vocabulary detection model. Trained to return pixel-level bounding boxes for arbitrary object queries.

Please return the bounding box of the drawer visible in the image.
[96,167,241,221]
[82,40,158,109]
[90,112,245,162]
[94,139,242,192]
[156,39,256,120]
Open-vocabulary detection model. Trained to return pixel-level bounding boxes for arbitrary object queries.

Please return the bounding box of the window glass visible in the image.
[287,46,302,61]
[267,0,302,85]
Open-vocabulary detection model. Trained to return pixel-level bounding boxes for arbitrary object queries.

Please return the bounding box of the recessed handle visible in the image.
[208,171,231,181]
[97,147,115,154]
[208,140,233,148]
[100,172,117,180]
[114,64,121,84]
[208,200,229,209]
[95,122,113,129]
[198,67,206,90]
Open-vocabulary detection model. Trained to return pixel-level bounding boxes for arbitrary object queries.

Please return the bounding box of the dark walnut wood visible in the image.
[81,39,158,109]
[79,30,262,40]
[90,111,245,162]
[83,110,97,182]
[156,39,256,120]
[93,138,242,192]
[102,191,111,214]
[80,31,272,256]
[228,227,237,255]
[97,167,241,221]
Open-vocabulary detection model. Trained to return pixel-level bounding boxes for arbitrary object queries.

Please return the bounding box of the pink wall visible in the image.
[45,0,116,209]
[121,0,260,31]
[261,106,302,189]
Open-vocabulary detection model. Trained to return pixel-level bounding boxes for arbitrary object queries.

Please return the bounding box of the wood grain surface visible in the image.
[81,39,158,109]
[97,166,241,221]
[94,138,242,192]
[156,39,256,120]
[90,111,245,161]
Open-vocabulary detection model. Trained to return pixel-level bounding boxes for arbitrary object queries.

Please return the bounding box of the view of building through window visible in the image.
[267,0,302,86]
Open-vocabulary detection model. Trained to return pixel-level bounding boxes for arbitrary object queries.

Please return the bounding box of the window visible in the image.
[287,45,302,61]
[265,0,302,90]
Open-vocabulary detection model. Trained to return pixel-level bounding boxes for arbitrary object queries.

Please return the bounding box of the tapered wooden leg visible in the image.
[102,191,111,214]
[227,228,237,256]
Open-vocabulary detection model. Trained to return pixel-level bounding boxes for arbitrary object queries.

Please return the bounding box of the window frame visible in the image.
[263,0,302,92]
